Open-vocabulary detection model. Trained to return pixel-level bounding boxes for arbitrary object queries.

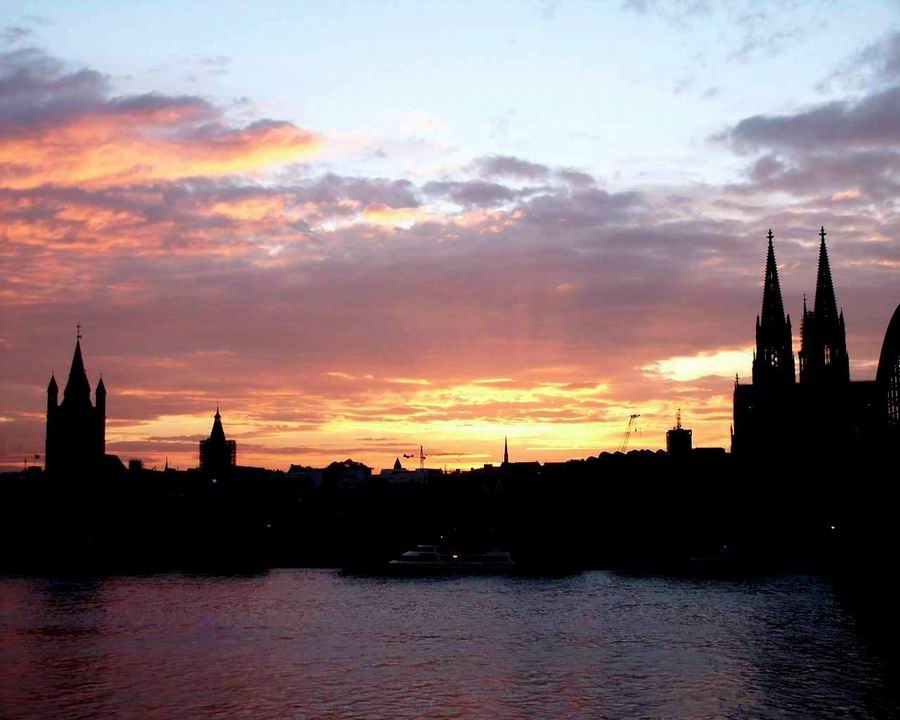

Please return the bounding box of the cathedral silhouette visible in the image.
[732,228,900,458]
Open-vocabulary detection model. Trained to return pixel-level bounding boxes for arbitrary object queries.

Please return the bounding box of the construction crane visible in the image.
[618,413,641,453]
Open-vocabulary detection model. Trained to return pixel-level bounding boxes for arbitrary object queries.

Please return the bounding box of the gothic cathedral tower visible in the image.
[752,230,796,386]
[799,227,850,384]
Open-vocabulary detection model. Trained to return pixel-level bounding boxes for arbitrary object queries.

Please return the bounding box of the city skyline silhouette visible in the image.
[2,5,899,476]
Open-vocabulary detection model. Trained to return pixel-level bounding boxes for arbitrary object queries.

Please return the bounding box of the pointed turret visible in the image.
[393,457,402,471]
[47,373,58,402]
[752,230,795,385]
[503,436,509,465]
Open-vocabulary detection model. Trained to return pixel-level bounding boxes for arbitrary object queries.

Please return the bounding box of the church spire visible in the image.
[813,226,839,324]
[209,406,226,442]
[799,226,850,384]
[62,336,91,403]
[753,230,795,385]
[503,436,509,464]
[760,229,787,326]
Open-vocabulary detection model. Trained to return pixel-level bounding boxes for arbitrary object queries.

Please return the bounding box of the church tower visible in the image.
[752,230,795,386]
[199,406,237,476]
[45,329,107,475]
[799,227,850,384]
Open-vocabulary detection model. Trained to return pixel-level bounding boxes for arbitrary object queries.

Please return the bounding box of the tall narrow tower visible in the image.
[799,227,850,384]
[503,436,509,465]
[752,230,796,385]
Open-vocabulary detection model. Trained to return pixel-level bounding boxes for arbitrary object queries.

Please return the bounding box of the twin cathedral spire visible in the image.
[753,227,850,387]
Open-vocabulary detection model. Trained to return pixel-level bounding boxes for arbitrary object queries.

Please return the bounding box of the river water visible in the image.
[1,570,897,718]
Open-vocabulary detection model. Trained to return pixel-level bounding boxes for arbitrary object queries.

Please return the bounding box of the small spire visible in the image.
[503,436,509,464]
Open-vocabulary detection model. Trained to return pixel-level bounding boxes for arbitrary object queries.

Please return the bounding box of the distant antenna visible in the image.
[675,408,682,430]
[419,445,426,470]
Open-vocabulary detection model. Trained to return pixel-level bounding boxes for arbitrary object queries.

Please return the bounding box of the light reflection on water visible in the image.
[0,571,896,718]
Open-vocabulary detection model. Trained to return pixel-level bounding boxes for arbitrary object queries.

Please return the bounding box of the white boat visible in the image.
[387,545,517,573]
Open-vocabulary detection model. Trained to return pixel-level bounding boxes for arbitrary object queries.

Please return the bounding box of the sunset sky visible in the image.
[1,0,899,472]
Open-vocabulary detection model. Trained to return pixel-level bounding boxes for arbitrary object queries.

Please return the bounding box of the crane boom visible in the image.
[617,413,641,453]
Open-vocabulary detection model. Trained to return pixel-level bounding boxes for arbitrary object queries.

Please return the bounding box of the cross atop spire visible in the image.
[767,228,774,242]
[813,226,838,324]
[76,324,82,341]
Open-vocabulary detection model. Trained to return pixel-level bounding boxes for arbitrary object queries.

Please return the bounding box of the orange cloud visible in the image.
[0,118,321,189]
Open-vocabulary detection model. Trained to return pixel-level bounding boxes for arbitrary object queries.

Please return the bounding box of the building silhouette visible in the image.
[199,406,236,476]
[732,228,886,458]
[666,410,692,458]
[45,331,106,475]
